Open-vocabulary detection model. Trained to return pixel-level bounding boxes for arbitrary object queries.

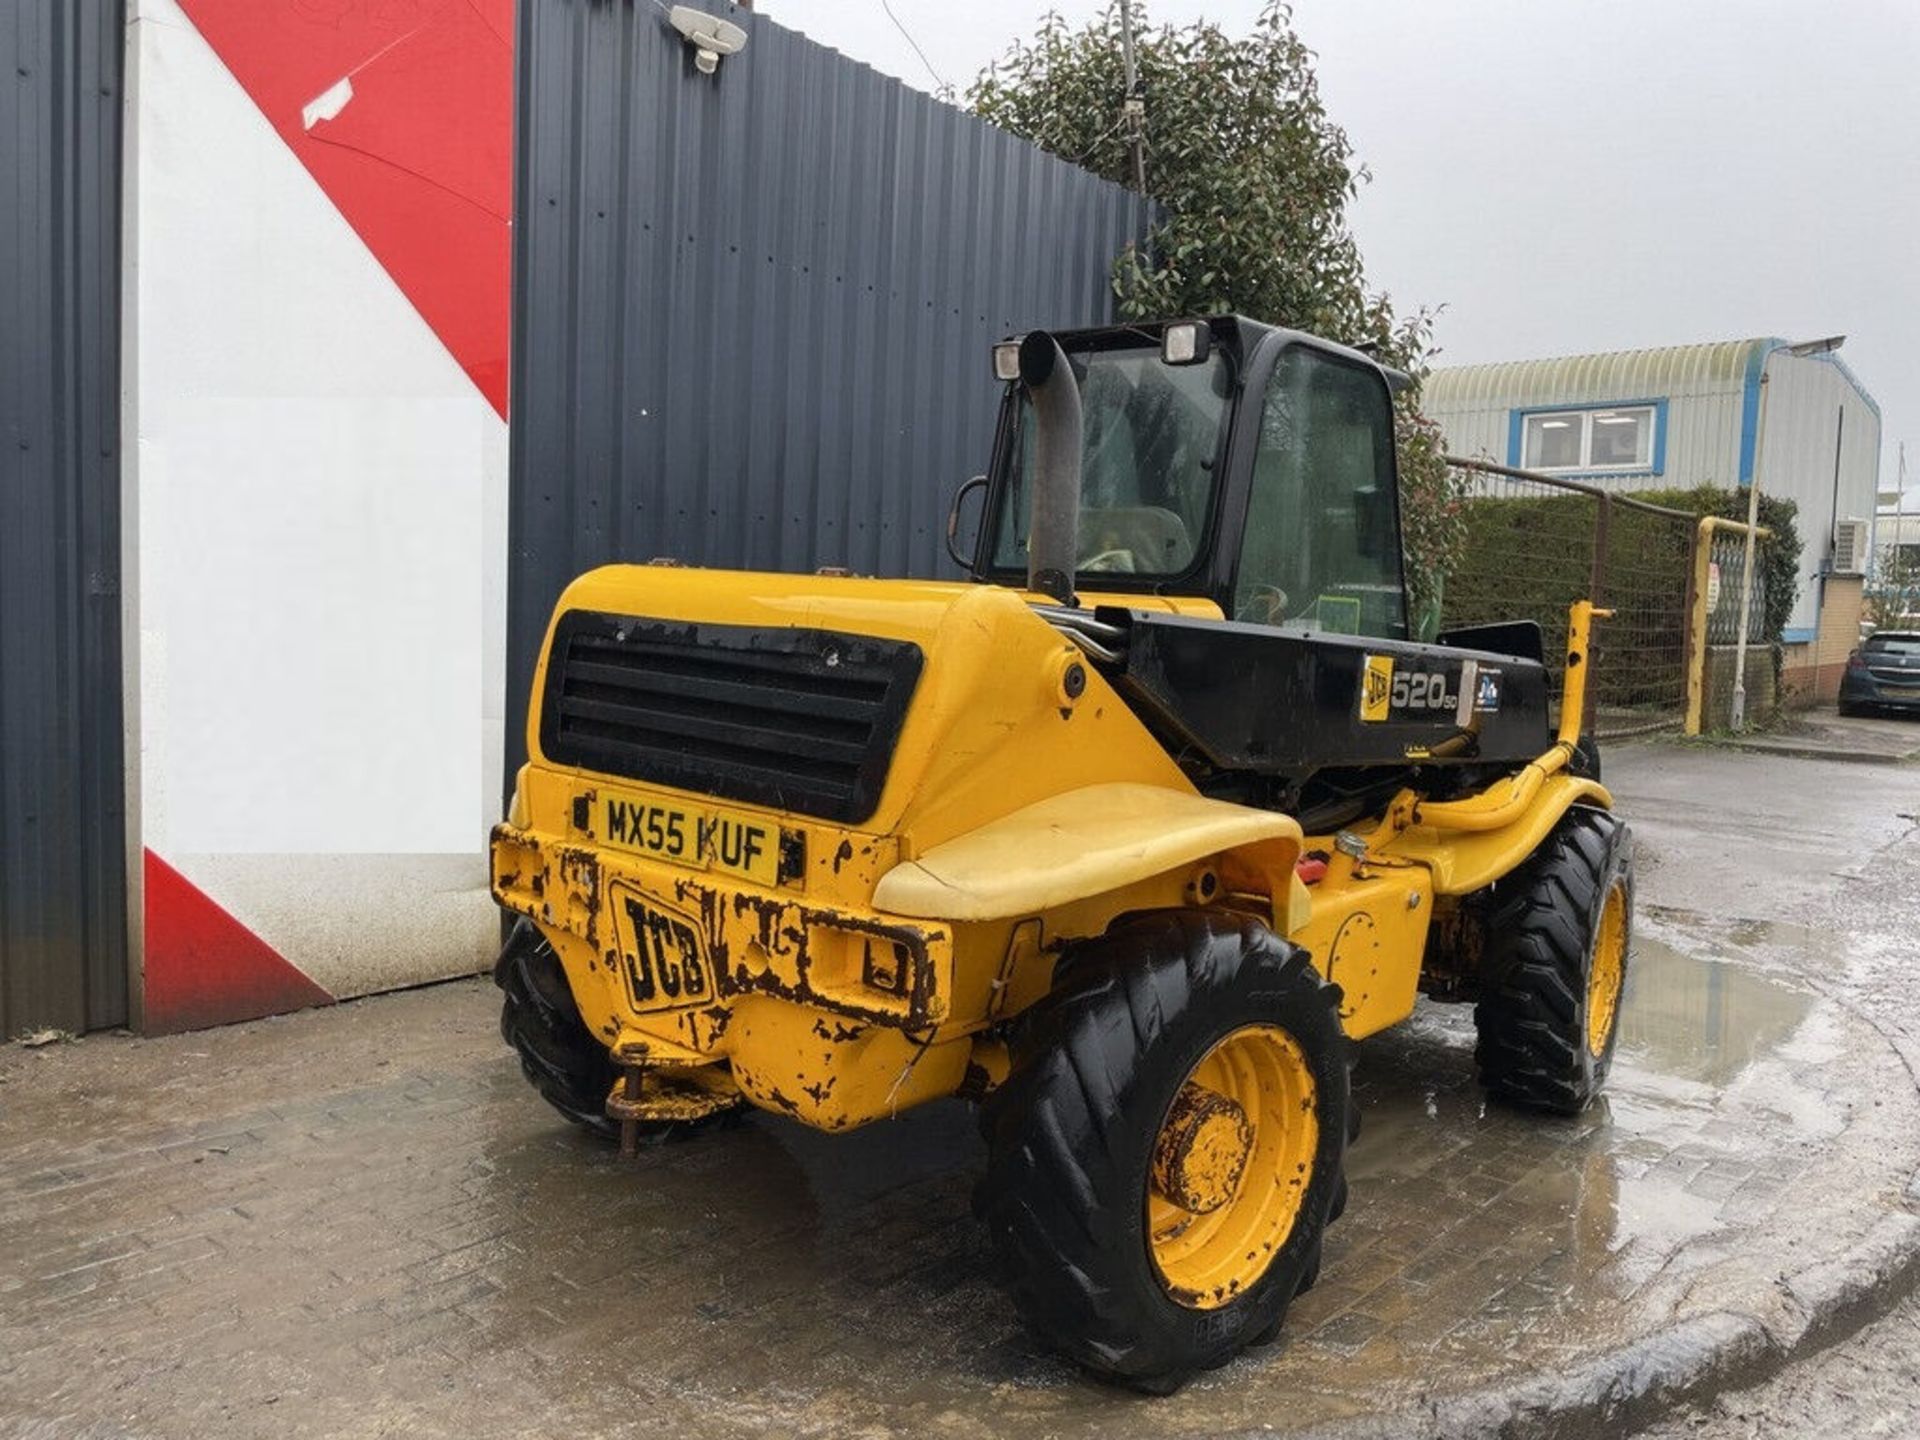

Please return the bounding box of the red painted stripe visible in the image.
[143,850,334,1034]
[174,0,513,416]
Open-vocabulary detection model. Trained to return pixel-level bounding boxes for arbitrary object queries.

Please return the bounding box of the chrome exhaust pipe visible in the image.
[1019,331,1081,606]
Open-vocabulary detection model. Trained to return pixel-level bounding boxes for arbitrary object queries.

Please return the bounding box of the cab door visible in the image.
[1229,343,1409,641]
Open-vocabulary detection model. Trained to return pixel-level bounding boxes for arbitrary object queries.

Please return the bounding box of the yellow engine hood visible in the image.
[531,566,1207,858]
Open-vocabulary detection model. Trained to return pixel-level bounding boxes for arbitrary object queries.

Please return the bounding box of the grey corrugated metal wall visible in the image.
[0,0,130,1034]
[508,0,1153,776]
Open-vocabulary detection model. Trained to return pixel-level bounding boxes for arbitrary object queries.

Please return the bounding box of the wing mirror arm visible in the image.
[946,475,989,570]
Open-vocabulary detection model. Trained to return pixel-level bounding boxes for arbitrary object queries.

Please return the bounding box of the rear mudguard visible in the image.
[874,782,1301,921]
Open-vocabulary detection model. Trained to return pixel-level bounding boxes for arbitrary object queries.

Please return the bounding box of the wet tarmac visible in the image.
[3,916,1913,1439]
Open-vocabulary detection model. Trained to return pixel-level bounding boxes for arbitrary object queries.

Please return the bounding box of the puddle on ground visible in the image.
[1351,935,1825,1298]
[1614,934,1817,1085]
[6,937,1888,1440]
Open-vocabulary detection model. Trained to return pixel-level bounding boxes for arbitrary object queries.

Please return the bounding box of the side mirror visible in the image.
[947,475,989,570]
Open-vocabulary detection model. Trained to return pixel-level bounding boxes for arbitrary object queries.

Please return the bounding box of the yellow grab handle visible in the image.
[1413,600,1607,834]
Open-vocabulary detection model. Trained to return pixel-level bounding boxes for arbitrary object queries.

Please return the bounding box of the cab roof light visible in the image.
[1161,321,1210,366]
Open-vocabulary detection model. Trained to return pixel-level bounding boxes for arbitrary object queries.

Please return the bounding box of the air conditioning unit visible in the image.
[1832,517,1870,576]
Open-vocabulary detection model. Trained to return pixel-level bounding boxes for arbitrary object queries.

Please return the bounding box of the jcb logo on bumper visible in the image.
[610,883,709,1010]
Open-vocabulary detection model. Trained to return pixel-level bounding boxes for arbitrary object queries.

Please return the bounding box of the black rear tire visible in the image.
[495,918,622,1141]
[978,911,1353,1391]
[1473,807,1633,1115]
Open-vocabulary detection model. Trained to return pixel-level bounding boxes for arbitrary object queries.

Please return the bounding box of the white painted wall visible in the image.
[1758,350,1883,636]
[1426,340,1883,640]
[127,0,507,997]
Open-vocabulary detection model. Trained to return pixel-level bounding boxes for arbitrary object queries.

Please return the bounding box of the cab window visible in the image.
[1234,346,1406,639]
[990,341,1231,579]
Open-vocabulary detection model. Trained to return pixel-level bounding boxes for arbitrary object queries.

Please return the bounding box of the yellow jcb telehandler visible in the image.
[490,316,1631,1390]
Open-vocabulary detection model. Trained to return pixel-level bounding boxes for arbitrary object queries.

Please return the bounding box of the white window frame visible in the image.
[1521,404,1658,474]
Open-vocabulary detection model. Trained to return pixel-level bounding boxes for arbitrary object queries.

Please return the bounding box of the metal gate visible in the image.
[1439,458,1764,739]
[0,0,130,1034]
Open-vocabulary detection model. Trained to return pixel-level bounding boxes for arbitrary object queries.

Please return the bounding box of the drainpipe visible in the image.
[1811,404,1846,693]
[1019,331,1082,606]
[1729,366,1770,730]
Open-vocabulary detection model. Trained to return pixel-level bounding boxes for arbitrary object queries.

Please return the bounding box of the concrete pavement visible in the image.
[2,724,1918,1439]
[1712,704,1920,766]
[1622,710,1920,1439]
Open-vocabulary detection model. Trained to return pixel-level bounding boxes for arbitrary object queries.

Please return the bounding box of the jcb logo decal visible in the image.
[1360,655,1393,722]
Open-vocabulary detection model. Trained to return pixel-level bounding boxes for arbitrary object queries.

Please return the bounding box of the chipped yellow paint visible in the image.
[496,570,1273,1131]
[493,573,1614,1133]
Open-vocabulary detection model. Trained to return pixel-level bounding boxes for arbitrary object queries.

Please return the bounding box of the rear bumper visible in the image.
[490,823,966,1128]
[1841,673,1920,709]
[491,822,953,1036]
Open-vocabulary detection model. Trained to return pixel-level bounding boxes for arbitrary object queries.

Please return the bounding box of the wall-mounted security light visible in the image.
[669,6,747,75]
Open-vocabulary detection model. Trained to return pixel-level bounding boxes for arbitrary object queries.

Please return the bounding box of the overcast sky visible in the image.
[759,0,1918,500]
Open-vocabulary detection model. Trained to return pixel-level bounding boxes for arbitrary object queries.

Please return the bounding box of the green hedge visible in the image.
[1434,485,1802,709]
[1441,494,1689,705]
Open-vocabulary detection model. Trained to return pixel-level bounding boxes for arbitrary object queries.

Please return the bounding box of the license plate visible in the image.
[591,786,780,889]
[608,883,712,1010]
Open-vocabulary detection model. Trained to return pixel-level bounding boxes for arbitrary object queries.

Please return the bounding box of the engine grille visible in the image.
[539,610,923,825]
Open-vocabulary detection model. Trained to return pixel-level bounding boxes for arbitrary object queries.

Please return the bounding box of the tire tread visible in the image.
[494,920,723,1145]
[978,911,1355,1388]
[1472,808,1630,1115]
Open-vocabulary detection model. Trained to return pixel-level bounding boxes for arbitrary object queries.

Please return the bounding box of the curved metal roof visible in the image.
[1425,338,1779,408]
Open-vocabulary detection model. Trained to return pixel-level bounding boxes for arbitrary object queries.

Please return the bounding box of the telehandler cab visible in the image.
[491,315,1632,1390]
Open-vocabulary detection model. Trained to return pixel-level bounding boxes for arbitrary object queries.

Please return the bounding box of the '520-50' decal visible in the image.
[1360,655,1502,726]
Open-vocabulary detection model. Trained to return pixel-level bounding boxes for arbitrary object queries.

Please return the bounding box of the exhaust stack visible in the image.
[1018,331,1081,606]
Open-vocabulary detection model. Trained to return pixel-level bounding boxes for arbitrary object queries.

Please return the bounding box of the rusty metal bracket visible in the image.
[615,1065,645,1159]
[607,1062,745,1157]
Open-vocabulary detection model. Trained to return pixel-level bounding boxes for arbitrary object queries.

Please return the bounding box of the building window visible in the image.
[1520,404,1658,472]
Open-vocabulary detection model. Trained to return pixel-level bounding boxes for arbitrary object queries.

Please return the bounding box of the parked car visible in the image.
[1840,631,1920,714]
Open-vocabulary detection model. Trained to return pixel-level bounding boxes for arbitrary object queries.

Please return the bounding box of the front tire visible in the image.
[1473,806,1633,1115]
[977,911,1352,1391]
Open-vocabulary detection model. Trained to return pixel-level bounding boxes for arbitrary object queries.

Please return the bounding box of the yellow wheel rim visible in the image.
[1146,1024,1318,1310]
[1586,880,1628,1057]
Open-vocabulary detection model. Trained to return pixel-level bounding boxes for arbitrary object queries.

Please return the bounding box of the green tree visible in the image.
[970,1,1468,630]
[1867,535,1920,627]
